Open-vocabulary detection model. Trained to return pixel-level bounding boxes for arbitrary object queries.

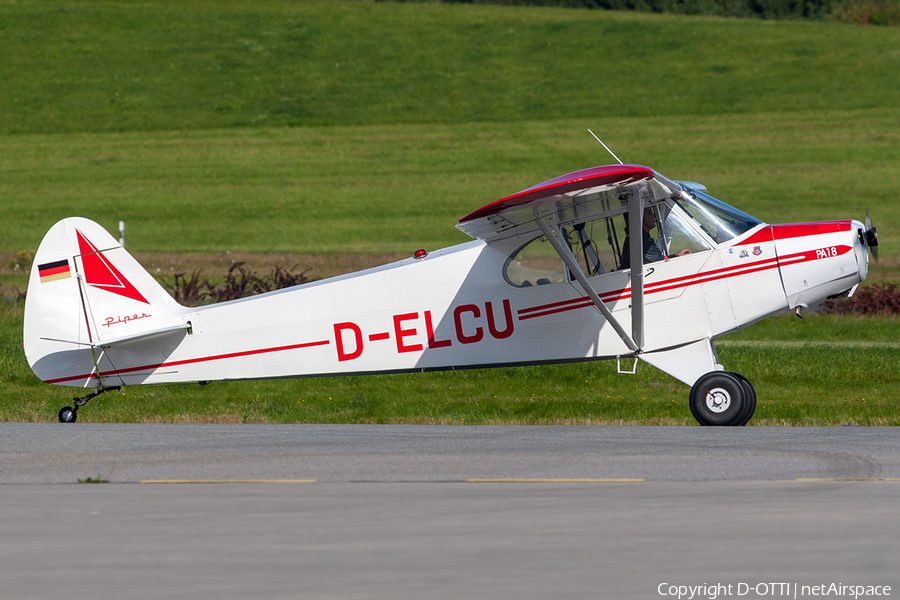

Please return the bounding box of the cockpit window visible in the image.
[503,186,757,287]
[504,235,566,287]
[504,215,629,288]
[674,187,761,244]
[659,204,714,257]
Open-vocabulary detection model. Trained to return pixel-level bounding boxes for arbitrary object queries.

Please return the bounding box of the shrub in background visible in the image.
[163,264,315,307]
[8,251,35,273]
[824,283,900,316]
[830,0,900,24]
[434,0,898,22]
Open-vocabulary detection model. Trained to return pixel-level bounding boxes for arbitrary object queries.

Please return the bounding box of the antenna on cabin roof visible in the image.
[587,129,624,165]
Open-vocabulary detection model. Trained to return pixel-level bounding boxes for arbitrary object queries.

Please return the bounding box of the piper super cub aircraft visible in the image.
[24,161,878,425]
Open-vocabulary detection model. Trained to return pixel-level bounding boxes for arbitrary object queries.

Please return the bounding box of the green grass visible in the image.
[2,301,898,425]
[3,109,900,260]
[2,1,898,135]
[2,1,900,424]
[2,1,899,258]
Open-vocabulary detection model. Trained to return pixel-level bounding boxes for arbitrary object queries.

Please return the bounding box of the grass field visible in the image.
[2,1,899,134]
[3,1,900,257]
[3,109,899,259]
[2,300,899,425]
[2,0,899,424]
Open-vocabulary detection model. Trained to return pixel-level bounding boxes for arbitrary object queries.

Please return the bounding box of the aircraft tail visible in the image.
[24,217,187,387]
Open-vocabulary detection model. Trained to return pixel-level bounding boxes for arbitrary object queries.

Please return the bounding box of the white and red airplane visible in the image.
[24,162,877,425]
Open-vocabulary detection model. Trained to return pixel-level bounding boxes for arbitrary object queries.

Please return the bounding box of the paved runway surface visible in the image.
[1,425,898,599]
[4,424,900,483]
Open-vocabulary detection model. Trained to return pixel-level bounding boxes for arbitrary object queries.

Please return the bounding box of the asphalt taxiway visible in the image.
[1,425,898,599]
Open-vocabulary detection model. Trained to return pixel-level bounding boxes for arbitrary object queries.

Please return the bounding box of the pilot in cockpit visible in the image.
[621,207,691,266]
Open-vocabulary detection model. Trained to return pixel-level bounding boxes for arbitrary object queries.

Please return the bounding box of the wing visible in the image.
[456,164,656,242]
[456,164,687,354]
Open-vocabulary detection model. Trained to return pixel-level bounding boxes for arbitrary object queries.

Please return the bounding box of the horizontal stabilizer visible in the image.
[41,322,192,350]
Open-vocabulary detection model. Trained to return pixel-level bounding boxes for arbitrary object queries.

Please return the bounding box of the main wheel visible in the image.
[58,406,77,423]
[732,373,757,426]
[689,372,747,426]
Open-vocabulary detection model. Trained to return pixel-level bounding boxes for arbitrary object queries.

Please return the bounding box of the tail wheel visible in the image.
[689,371,750,426]
[58,407,77,423]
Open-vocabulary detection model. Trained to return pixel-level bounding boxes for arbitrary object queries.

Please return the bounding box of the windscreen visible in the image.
[674,186,761,244]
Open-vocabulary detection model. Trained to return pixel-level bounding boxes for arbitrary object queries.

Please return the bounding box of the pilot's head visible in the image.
[642,207,655,231]
[623,207,656,232]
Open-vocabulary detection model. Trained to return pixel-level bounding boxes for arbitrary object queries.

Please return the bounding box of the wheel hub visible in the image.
[705,387,731,413]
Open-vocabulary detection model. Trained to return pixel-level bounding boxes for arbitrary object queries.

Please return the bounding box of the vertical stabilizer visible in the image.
[24,218,186,387]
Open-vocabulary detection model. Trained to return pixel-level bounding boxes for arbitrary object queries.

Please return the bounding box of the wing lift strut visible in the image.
[532,191,646,362]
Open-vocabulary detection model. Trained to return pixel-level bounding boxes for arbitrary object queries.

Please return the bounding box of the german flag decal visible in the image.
[38,259,72,283]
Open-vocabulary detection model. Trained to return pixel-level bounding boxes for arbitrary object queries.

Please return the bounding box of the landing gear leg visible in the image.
[689,372,754,426]
[57,386,120,423]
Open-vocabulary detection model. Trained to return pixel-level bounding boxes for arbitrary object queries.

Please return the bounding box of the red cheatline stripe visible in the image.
[516,246,841,322]
[644,256,781,292]
[647,262,778,296]
[517,287,635,318]
[518,299,595,320]
[44,338,331,385]
[517,296,592,316]
[517,261,776,320]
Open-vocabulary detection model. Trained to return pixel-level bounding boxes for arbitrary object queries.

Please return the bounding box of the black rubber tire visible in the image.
[58,406,77,423]
[732,373,757,426]
[689,371,746,426]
